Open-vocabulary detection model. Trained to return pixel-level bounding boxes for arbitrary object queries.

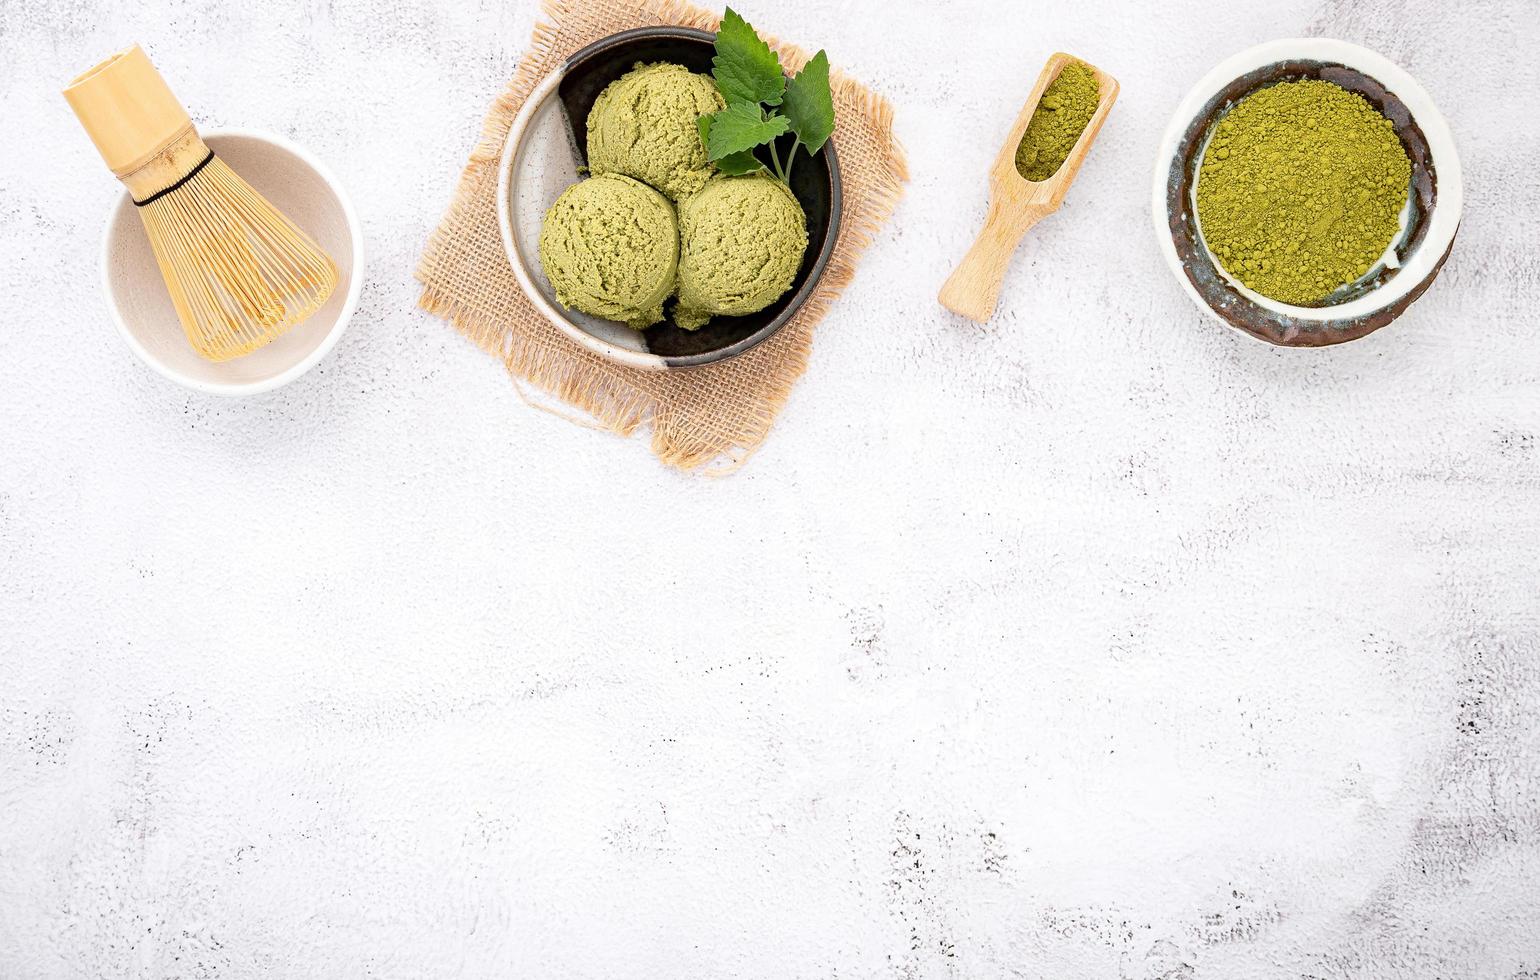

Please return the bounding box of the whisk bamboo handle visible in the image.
[64,45,193,186]
[63,46,220,205]
[118,126,213,202]
[939,200,1054,322]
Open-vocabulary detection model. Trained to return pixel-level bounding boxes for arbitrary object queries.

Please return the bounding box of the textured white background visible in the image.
[3,0,1539,977]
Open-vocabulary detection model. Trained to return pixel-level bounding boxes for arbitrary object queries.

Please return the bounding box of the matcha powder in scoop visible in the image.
[1196,79,1412,305]
[1015,60,1101,181]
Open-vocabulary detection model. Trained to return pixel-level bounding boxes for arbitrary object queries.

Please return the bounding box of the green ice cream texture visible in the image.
[675,174,808,330]
[537,61,811,331]
[588,62,725,201]
[537,173,678,329]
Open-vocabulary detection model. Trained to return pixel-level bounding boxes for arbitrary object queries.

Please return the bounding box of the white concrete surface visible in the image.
[3,1,1539,977]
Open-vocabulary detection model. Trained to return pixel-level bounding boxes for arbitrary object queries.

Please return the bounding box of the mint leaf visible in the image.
[782,50,835,155]
[712,7,784,106]
[705,102,789,161]
[713,150,765,176]
[698,114,764,174]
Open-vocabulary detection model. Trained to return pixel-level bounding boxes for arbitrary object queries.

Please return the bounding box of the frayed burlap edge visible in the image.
[416,0,908,473]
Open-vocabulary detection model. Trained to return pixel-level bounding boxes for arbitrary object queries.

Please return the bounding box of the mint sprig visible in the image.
[780,50,834,157]
[703,102,790,159]
[698,7,836,185]
[697,115,770,176]
[710,8,784,107]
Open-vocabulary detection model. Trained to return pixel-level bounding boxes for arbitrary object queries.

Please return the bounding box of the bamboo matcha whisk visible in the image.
[64,45,337,362]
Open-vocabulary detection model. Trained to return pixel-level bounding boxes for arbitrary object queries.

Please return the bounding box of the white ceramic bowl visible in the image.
[1152,39,1462,346]
[102,129,363,394]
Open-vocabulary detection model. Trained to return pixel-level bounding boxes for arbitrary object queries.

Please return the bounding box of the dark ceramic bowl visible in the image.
[496,26,842,370]
[1152,39,1462,347]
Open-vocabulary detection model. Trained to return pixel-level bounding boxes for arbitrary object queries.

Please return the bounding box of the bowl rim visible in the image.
[1150,38,1463,343]
[99,127,364,396]
[495,25,842,371]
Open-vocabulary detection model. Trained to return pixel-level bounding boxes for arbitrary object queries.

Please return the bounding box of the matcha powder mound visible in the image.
[1196,79,1412,305]
[1015,60,1100,181]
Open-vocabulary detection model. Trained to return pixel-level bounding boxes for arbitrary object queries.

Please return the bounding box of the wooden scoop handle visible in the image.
[939,200,1052,322]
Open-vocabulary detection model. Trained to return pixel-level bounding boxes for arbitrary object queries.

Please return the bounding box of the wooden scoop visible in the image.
[939,53,1119,322]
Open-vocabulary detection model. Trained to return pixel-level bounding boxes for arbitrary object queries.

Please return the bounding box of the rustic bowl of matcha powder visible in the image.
[1152,39,1463,346]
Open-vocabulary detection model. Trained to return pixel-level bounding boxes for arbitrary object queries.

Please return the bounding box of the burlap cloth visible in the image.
[415,0,908,473]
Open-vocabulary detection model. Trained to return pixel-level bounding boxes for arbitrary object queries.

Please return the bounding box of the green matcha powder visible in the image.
[1196,79,1412,305]
[1015,60,1100,182]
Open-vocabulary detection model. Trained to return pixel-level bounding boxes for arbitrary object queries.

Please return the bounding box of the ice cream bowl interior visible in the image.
[496,26,842,371]
[1151,38,1462,347]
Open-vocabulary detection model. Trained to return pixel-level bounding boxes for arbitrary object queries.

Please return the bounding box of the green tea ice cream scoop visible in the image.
[587,62,725,201]
[674,174,809,331]
[538,173,679,330]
